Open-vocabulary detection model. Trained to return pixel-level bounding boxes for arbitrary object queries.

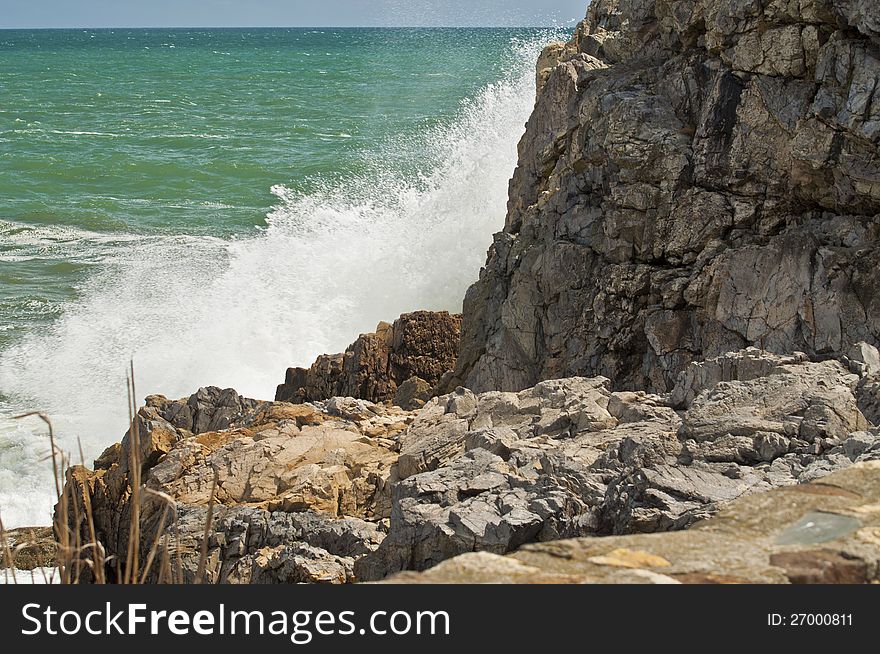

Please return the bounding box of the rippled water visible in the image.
[0,27,560,527]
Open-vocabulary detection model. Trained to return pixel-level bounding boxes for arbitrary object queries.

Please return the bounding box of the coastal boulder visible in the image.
[61,388,413,583]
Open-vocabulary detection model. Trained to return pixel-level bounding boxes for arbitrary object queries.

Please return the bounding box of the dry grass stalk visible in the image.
[195,469,219,584]
[0,513,18,584]
[2,364,219,585]
[123,364,143,584]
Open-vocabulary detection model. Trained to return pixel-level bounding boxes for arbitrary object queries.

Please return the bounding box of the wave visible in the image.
[0,33,557,528]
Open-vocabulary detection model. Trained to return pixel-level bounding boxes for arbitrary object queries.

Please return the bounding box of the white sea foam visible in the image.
[0,567,60,585]
[0,34,556,528]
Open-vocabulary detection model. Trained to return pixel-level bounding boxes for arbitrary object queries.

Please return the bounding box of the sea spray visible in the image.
[0,32,560,527]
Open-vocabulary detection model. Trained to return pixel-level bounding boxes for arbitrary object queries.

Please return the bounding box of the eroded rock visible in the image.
[62,388,411,583]
[355,351,879,580]
[62,348,880,583]
[276,311,461,406]
[389,462,880,584]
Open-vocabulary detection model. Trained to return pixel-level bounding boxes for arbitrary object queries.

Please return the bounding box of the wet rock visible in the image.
[0,527,55,571]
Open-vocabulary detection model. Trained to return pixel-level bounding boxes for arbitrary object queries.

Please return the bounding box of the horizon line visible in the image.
[0,24,572,30]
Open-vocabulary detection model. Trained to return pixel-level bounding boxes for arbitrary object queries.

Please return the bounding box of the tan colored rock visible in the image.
[61,387,413,584]
[0,527,55,571]
[393,376,433,411]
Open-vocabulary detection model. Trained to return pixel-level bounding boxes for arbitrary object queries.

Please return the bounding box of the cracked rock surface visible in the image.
[388,461,880,584]
[451,0,880,396]
[63,347,880,583]
[58,0,880,585]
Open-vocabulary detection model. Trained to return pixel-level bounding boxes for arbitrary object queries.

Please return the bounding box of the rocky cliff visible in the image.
[452,0,880,395]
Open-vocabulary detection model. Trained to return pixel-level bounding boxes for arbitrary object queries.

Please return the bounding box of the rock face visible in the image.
[388,461,880,584]
[452,0,880,396]
[56,3,880,585]
[276,311,461,409]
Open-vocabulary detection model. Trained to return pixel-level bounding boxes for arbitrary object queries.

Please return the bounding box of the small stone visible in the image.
[769,550,868,584]
[846,342,880,377]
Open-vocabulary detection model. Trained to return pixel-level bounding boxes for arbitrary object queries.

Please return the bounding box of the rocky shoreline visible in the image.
[57,341,880,583]
[47,0,880,583]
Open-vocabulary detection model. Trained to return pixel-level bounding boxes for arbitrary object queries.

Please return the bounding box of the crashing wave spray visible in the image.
[0,34,557,527]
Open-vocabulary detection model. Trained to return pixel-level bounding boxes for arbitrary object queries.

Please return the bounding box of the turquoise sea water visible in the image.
[0,27,558,526]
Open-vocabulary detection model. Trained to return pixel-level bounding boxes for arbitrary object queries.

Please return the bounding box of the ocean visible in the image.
[0,27,559,527]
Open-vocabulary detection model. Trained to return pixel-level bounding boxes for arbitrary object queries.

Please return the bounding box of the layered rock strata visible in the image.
[276,311,461,410]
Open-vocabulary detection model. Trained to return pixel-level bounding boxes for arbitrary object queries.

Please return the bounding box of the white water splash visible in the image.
[0,35,554,528]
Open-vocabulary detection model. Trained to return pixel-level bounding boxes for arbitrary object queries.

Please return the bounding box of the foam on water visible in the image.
[0,34,554,527]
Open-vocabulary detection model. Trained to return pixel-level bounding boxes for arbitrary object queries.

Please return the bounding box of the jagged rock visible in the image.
[669,348,809,409]
[388,462,880,584]
[50,2,880,587]
[393,377,433,411]
[276,311,461,405]
[153,506,387,584]
[240,544,354,585]
[682,360,866,442]
[355,351,880,580]
[62,387,412,584]
[844,342,880,377]
[451,0,880,397]
[62,349,880,584]
[856,377,880,426]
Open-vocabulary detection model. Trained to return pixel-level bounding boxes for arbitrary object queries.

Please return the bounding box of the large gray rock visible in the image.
[451,0,880,397]
[355,351,879,580]
[857,378,880,426]
[388,462,880,585]
[844,342,880,377]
